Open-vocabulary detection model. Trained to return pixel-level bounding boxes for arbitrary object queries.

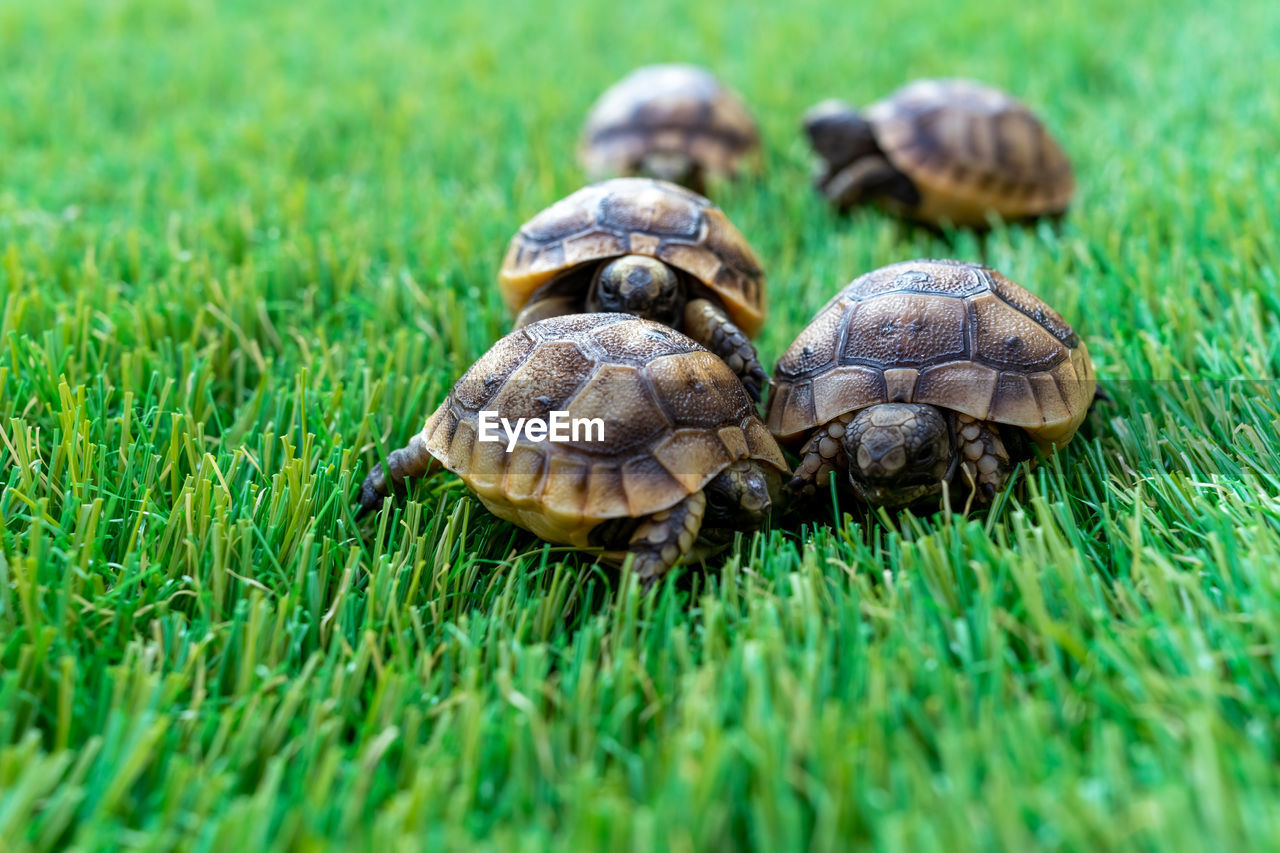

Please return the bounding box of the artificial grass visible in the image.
[2,0,1280,848]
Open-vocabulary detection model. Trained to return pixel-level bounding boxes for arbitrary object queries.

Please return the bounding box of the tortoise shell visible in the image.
[499,178,766,337]
[766,259,1094,449]
[419,313,787,548]
[867,79,1074,226]
[579,64,760,184]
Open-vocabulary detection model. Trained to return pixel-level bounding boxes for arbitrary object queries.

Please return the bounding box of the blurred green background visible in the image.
[2,0,1280,849]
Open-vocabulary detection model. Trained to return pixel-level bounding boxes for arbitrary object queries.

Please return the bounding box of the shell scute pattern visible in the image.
[420,314,786,546]
[647,350,755,428]
[864,79,1074,223]
[561,364,667,455]
[871,80,1071,190]
[840,292,969,368]
[767,260,1094,447]
[499,178,766,336]
[451,333,535,411]
[598,182,706,236]
[580,65,760,181]
[485,341,596,420]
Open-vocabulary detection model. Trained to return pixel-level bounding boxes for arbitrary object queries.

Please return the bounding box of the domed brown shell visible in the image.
[867,79,1074,226]
[418,313,787,547]
[499,178,766,337]
[767,260,1094,449]
[579,64,760,183]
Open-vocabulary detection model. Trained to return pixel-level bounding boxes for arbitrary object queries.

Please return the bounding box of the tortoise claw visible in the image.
[356,464,387,518]
[742,366,767,403]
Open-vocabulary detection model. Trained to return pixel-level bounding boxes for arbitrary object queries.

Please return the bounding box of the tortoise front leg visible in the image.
[787,413,855,497]
[953,414,1015,504]
[821,154,921,212]
[626,490,707,587]
[358,433,439,516]
[682,298,767,402]
[513,295,582,328]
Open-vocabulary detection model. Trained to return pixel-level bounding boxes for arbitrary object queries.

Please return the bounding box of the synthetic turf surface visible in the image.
[2,0,1279,848]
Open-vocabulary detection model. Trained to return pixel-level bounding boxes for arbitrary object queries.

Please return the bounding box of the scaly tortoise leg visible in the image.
[787,413,856,497]
[954,414,1013,504]
[627,490,706,588]
[682,298,767,402]
[822,154,921,212]
[358,433,439,516]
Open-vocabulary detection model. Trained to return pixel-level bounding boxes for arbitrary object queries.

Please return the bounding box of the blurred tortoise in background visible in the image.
[766,259,1094,509]
[500,177,769,399]
[360,313,789,584]
[580,64,761,194]
[803,79,1074,228]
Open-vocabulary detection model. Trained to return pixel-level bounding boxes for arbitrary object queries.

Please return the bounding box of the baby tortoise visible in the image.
[580,64,760,194]
[360,313,789,585]
[499,177,769,400]
[766,259,1094,509]
[804,79,1074,228]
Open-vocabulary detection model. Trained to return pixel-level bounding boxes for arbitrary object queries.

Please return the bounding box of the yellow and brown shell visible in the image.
[867,79,1074,226]
[766,259,1094,449]
[419,313,788,547]
[499,178,766,337]
[579,64,760,184]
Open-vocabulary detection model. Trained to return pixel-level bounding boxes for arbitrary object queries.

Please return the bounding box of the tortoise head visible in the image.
[802,99,878,167]
[589,255,685,326]
[844,403,954,507]
[703,459,779,530]
[640,150,698,188]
